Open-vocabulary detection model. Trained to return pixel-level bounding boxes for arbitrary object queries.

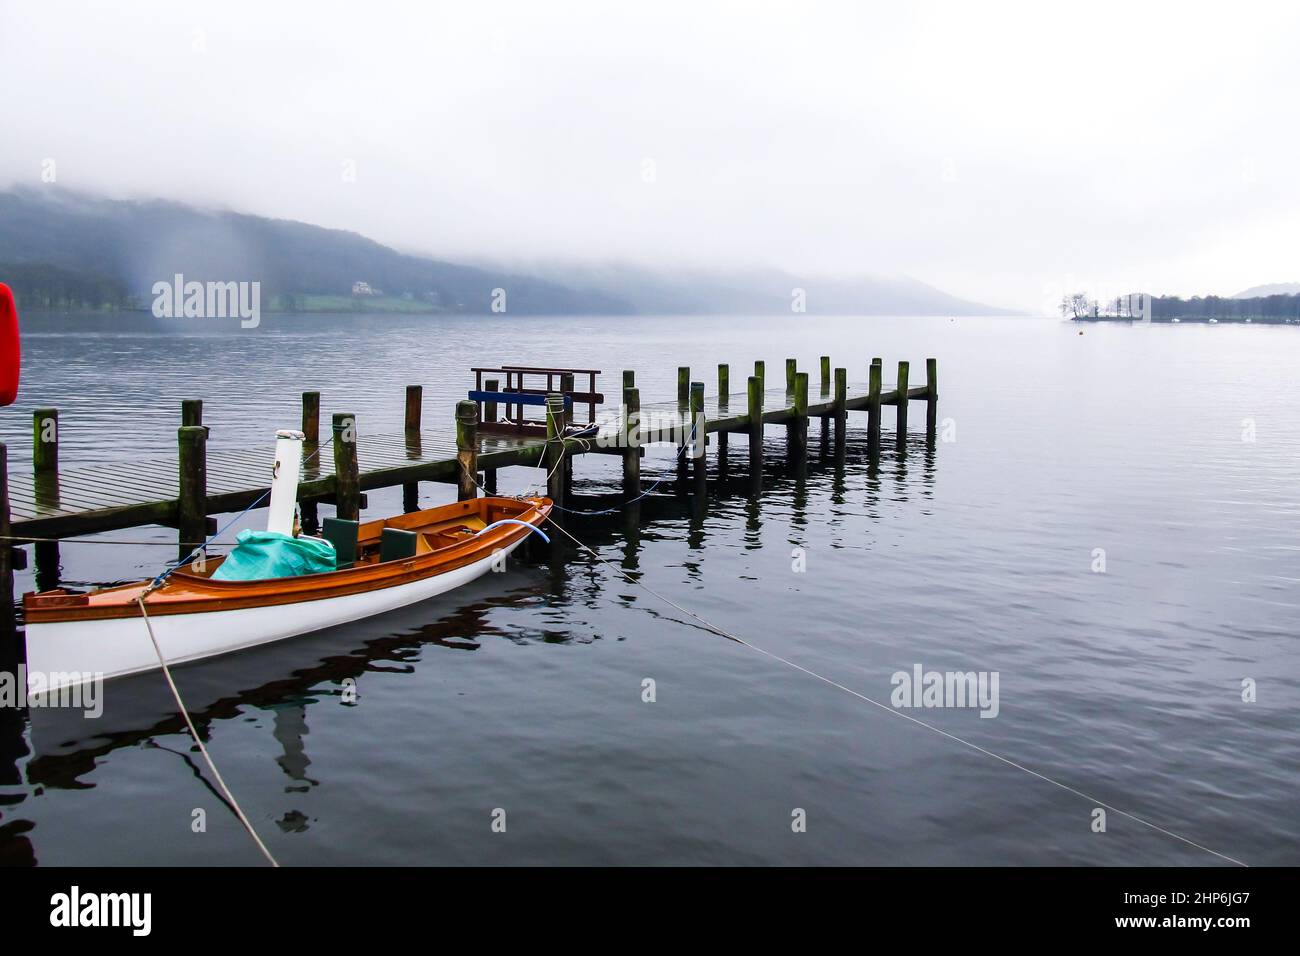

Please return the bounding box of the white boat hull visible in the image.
[26,536,525,696]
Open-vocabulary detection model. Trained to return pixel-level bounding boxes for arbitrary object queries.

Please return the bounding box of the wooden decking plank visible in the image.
[7,471,150,505]
[360,437,459,456]
[65,462,254,498]
[5,481,140,513]
[72,460,180,485]
[5,499,84,520]
[46,464,178,495]
[98,463,250,496]
[203,459,272,481]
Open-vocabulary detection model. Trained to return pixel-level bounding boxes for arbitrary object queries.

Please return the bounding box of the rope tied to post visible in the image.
[517,401,700,516]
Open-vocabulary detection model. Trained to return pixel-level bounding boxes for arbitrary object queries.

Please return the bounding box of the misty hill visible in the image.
[0,187,1005,316]
[492,261,1004,316]
[0,187,629,314]
[1235,282,1300,299]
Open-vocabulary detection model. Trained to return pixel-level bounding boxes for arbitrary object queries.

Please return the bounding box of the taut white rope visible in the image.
[541,516,1248,868]
[135,595,280,867]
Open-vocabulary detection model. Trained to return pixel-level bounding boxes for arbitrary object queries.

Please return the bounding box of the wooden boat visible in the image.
[24,494,552,694]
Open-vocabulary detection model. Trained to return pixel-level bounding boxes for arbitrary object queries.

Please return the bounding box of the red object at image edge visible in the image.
[0,283,19,406]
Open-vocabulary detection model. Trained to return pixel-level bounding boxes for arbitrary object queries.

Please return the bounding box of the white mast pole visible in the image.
[267,429,305,536]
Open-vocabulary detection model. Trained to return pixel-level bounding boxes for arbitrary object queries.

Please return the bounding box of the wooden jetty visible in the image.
[0,356,938,638]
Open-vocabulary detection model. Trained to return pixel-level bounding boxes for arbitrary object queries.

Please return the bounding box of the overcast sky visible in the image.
[3,0,1299,312]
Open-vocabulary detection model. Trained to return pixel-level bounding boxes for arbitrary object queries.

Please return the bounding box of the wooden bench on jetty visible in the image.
[470,365,602,436]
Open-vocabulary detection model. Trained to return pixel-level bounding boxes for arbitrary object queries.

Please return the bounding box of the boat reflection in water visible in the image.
[19,577,554,777]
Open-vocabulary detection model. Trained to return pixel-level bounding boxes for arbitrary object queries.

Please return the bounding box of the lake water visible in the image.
[1,312,1297,866]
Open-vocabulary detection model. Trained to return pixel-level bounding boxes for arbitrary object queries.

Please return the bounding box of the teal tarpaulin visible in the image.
[211,530,337,581]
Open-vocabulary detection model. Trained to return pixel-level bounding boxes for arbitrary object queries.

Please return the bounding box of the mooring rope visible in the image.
[518,405,699,516]
[0,534,214,547]
[120,439,333,866]
[134,595,279,866]
[532,494,1249,868]
[493,408,1248,868]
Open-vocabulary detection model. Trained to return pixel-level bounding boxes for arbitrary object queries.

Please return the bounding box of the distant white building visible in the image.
[352,281,380,297]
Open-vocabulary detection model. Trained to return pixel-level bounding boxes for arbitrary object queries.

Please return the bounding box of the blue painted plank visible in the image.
[469,390,572,408]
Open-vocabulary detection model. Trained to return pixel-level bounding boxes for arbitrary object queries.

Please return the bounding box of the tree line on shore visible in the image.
[1061,291,1300,321]
[0,262,132,310]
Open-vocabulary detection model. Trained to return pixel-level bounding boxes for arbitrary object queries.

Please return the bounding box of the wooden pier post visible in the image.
[0,444,14,644]
[677,366,690,405]
[181,399,203,430]
[791,371,809,463]
[754,359,765,394]
[622,385,641,498]
[483,377,499,494]
[926,357,939,437]
[559,373,575,496]
[676,401,690,488]
[455,400,479,501]
[544,393,566,509]
[331,413,361,521]
[748,374,763,478]
[867,358,882,460]
[716,363,729,466]
[177,425,208,559]
[302,391,320,445]
[32,407,60,541]
[785,358,797,396]
[33,408,58,475]
[819,356,831,450]
[403,385,423,511]
[834,366,847,460]
[300,391,321,532]
[690,381,707,499]
[896,360,910,445]
[404,385,423,433]
[30,409,61,589]
[621,366,636,490]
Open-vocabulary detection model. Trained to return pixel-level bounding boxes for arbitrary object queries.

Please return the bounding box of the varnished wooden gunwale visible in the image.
[24,496,551,624]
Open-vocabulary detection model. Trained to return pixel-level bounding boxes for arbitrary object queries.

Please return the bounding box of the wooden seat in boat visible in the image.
[380,528,419,562]
[323,517,359,569]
